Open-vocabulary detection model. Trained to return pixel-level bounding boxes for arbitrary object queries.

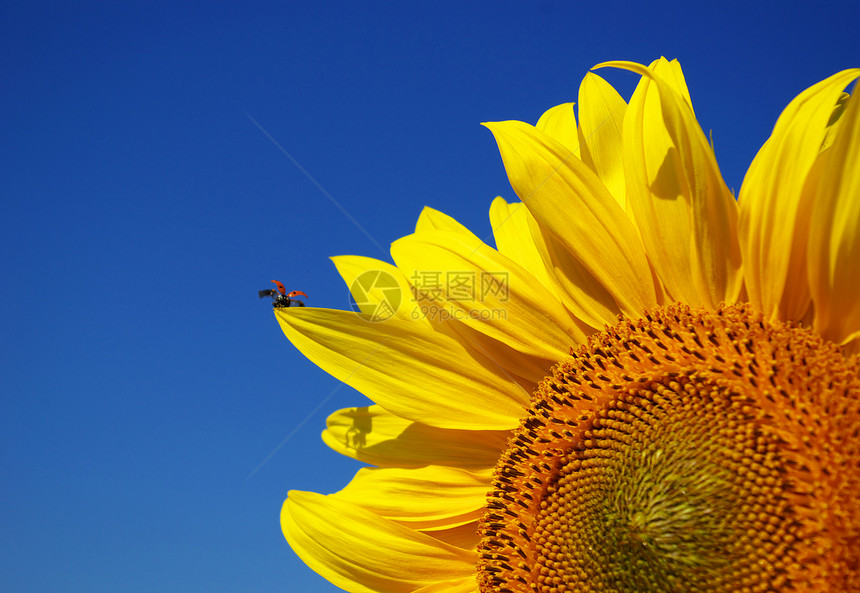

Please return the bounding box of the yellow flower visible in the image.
[275,58,860,592]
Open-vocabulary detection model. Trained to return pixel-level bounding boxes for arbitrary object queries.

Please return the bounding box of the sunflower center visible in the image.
[477,303,860,593]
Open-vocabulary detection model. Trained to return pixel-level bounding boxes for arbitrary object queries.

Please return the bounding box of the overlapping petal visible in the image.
[332,465,490,528]
[391,229,585,362]
[600,58,742,309]
[413,578,478,593]
[490,196,620,330]
[488,197,556,295]
[577,72,628,211]
[275,308,526,430]
[321,406,510,469]
[535,102,580,155]
[419,522,481,550]
[739,68,860,322]
[807,79,860,347]
[485,119,658,317]
[283,492,476,593]
[525,212,624,329]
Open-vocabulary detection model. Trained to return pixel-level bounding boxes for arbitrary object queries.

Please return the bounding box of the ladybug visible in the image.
[259,280,307,308]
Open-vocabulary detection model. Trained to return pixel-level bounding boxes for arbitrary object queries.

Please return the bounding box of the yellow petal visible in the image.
[821,92,851,152]
[535,102,580,155]
[488,196,557,295]
[282,491,476,593]
[331,255,431,326]
[487,198,615,335]
[808,79,860,343]
[599,59,742,309]
[439,314,559,386]
[275,308,526,430]
[577,72,628,211]
[738,68,860,322]
[322,405,509,469]
[391,229,585,362]
[841,331,860,356]
[403,214,561,384]
[489,197,620,330]
[413,578,478,593]
[415,206,478,238]
[332,465,491,528]
[649,57,694,109]
[526,211,624,329]
[484,119,658,317]
[419,521,481,552]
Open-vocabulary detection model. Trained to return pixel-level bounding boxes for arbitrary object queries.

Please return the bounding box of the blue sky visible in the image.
[2,1,857,592]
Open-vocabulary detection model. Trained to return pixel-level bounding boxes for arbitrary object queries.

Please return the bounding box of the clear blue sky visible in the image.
[2,1,857,591]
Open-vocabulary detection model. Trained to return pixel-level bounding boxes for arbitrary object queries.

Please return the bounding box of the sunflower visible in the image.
[275,58,860,593]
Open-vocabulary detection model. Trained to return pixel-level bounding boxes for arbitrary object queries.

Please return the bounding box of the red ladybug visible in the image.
[259,280,307,308]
